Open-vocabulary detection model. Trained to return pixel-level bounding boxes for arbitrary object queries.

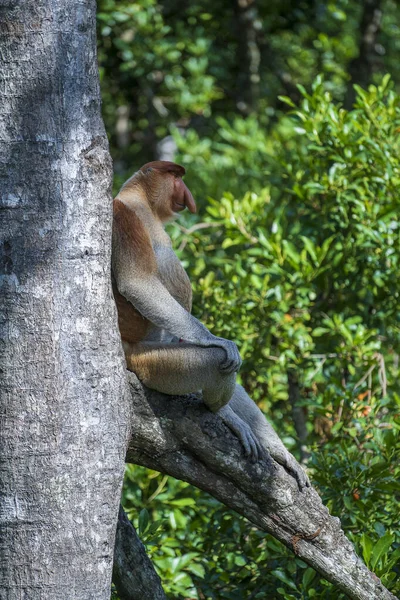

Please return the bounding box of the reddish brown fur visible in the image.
[110,164,310,487]
[112,283,150,344]
[113,165,194,341]
[113,198,157,273]
[112,198,157,343]
[140,161,186,177]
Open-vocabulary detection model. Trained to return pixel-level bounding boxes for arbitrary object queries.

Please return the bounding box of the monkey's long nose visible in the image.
[184,186,196,213]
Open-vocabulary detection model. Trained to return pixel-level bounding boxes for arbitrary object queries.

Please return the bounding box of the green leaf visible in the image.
[370,533,395,570]
[278,95,296,108]
[272,569,298,590]
[169,498,196,506]
[300,236,318,263]
[360,533,374,566]
[138,509,149,536]
[302,567,316,589]
[385,547,400,571]
[313,327,330,337]
[188,563,205,578]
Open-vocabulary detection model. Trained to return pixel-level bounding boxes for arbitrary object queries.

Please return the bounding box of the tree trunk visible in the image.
[0,2,131,598]
[233,0,261,115]
[344,0,382,108]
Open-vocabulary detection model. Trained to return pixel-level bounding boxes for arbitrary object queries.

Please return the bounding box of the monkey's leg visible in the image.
[229,384,310,490]
[124,342,236,407]
[124,342,262,460]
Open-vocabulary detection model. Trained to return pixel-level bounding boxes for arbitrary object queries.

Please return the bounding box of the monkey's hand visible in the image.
[114,270,242,375]
[218,405,264,462]
[204,336,242,374]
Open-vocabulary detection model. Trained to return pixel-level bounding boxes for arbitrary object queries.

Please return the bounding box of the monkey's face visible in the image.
[140,161,196,222]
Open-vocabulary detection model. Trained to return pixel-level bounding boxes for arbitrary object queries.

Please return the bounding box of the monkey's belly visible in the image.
[113,284,150,343]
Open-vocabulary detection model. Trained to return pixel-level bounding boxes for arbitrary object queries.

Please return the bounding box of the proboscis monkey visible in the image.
[112,161,309,490]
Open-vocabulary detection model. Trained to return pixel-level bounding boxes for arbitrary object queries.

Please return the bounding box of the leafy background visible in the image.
[98,2,400,598]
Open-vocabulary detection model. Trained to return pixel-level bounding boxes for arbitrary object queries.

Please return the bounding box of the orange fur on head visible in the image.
[140,161,186,178]
[118,161,196,222]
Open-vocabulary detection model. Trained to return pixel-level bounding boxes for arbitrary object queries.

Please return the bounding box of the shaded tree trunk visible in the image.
[113,506,166,600]
[0,2,131,598]
[345,0,382,108]
[234,0,261,114]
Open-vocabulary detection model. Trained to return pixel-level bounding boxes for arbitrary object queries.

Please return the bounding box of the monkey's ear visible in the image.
[140,161,186,178]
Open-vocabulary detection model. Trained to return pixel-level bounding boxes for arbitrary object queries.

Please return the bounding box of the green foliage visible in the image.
[97,0,223,178]
[175,77,400,399]
[98,2,400,596]
[98,1,400,178]
[114,80,400,599]
[121,465,345,599]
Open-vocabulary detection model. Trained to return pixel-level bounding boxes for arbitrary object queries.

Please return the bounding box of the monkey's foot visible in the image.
[269,448,310,491]
[217,406,310,490]
[218,405,264,463]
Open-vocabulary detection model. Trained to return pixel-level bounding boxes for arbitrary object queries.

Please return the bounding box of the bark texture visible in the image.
[0,2,131,598]
[126,374,397,600]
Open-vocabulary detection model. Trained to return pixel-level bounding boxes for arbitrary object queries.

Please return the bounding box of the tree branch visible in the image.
[120,373,397,600]
[113,505,166,600]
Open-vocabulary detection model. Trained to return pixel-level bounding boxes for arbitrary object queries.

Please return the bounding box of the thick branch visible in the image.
[113,506,166,600]
[125,373,397,600]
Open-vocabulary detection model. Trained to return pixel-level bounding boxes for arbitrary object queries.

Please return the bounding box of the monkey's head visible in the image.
[137,161,197,222]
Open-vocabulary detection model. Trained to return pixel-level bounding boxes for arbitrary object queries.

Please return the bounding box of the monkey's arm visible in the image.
[116,274,241,374]
[112,199,241,373]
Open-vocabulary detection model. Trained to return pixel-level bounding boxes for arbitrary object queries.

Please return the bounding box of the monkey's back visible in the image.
[112,194,192,345]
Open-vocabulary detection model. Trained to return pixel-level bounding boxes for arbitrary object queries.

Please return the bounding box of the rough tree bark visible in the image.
[112,506,166,600]
[0,2,132,598]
